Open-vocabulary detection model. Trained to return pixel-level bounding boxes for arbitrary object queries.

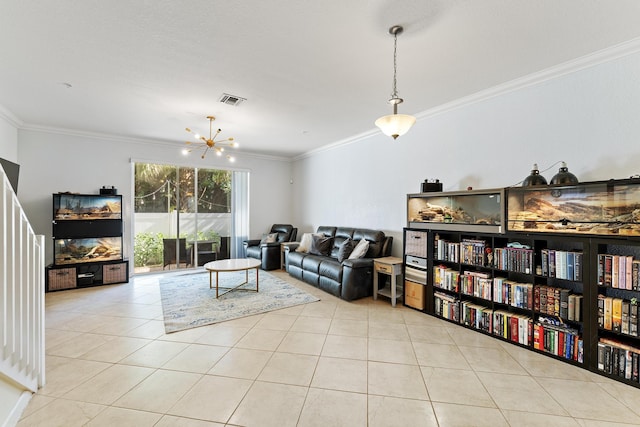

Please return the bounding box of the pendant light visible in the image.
[375,25,416,140]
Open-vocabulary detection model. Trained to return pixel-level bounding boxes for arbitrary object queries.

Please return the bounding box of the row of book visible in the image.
[493,277,533,310]
[434,292,459,322]
[534,285,583,322]
[434,296,582,362]
[597,254,640,290]
[461,300,492,333]
[434,239,460,263]
[460,271,492,300]
[460,239,488,266]
[435,238,490,266]
[493,310,532,346]
[433,266,460,292]
[492,246,534,274]
[598,338,640,382]
[598,295,639,336]
[540,249,583,281]
[436,270,582,322]
[533,317,583,362]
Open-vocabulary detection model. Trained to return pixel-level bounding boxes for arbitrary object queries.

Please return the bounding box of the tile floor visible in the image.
[18,270,640,426]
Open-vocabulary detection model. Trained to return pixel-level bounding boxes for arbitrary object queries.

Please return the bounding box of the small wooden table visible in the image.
[204,258,262,298]
[373,256,404,307]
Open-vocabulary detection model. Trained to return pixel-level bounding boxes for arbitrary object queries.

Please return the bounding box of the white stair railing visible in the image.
[0,169,45,392]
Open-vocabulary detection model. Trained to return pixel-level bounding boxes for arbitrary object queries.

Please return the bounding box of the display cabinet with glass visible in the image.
[507,178,640,236]
[407,188,505,233]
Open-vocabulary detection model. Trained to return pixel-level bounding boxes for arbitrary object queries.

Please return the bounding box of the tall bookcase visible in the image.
[46,192,129,291]
[404,178,640,388]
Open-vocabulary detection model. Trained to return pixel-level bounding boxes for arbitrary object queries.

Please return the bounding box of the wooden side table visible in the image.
[373,256,404,307]
[280,241,298,271]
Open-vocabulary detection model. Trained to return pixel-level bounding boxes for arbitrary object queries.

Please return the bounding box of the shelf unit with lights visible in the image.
[46,192,128,292]
[403,177,640,388]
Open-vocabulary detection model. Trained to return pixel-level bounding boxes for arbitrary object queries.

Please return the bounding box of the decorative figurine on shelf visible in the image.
[485,247,493,268]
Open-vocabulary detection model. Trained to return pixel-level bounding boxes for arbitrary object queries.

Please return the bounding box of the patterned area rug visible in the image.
[159,270,320,333]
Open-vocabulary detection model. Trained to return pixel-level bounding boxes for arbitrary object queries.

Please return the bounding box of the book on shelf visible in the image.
[622,300,631,335]
[574,295,583,322]
[604,296,613,330]
[598,295,605,328]
[612,298,623,333]
[619,255,627,290]
[559,289,570,319]
[612,255,619,289]
[631,303,639,337]
[626,256,633,290]
[574,252,583,281]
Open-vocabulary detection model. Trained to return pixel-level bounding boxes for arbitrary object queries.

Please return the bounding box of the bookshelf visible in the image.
[404,236,640,386]
[592,238,640,384]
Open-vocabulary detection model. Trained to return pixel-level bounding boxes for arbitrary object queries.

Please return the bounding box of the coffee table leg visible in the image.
[255,267,259,292]
[209,270,213,289]
[216,271,219,298]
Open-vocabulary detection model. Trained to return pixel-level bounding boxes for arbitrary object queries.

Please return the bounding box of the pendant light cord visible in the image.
[391,31,399,99]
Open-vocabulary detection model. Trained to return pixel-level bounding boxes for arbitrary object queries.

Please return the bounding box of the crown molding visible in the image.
[18,123,291,163]
[296,36,640,161]
[0,104,24,128]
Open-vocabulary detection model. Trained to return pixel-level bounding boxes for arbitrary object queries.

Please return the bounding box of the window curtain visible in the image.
[231,170,249,258]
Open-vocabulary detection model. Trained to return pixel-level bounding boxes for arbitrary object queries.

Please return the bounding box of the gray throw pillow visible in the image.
[309,235,333,256]
[337,238,356,262]
[260,232,278,244]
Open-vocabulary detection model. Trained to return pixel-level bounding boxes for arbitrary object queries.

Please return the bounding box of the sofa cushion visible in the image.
[336,238,356,262]
[319,258,343,282]
[331,227,355,258]
[349,238,369,259]
[302,254,325,273]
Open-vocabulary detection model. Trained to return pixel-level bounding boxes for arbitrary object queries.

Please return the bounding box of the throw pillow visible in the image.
[337,238,356,262]
[297,233,322,253]
[260,232,278,244]
[348,239,369,259]
[309,235,333,256]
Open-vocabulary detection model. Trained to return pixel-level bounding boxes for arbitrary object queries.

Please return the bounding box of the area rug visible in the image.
[159,270,320,333]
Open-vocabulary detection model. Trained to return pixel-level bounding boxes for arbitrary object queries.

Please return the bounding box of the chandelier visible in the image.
[374,25,416,140]
[184,115,238,161]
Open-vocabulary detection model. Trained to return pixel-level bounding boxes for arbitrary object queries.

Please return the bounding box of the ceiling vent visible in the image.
[218,93,246,107]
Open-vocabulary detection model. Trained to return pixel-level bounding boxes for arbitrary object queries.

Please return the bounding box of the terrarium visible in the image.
[54,237,123,265]
[407,188,505,233]
[507,178,640,236]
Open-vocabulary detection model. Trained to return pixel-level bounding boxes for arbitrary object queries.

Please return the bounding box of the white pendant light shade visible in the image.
[375,113,416,140]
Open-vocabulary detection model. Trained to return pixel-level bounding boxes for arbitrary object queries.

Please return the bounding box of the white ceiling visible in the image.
[1,0,640,158]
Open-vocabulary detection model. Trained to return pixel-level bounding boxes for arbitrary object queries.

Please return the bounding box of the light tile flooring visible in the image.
[19,270,640,426]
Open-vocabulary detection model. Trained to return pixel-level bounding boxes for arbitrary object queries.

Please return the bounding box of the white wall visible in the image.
[16,130,293,266]
[292,50,640,257]
[0,113,18,162]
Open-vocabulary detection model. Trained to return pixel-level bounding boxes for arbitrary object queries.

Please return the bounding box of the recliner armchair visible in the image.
[243,224,297,270]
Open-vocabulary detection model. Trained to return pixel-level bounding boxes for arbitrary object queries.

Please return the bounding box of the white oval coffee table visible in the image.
[204,258,262,298]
